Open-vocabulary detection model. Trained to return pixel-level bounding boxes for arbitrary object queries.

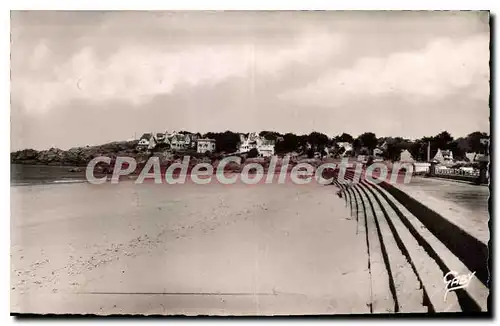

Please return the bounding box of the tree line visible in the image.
[196,130,489,161]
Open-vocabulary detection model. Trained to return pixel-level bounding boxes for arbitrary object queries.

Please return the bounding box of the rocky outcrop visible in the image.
[10,149,39,165]
[11,141,140,167]
[12,140,286,173]
[11,140,223,170]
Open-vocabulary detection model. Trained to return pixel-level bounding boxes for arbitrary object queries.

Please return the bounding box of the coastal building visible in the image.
[168,132,186,151]
[184,134,192,148]
[465,152,477,162]
[137,133,156,150]
[442,150,453,161]
[197,138,216,154]
[433,149,453,164]
[155,132,166,144]
[258,143,275,157]
[136,130,201,152]
[188,134,199,149]
[239,133,259,153]
[239,132,276,157]
[399,149,415,163]
[162,131,200,151]
[336,142,353,157]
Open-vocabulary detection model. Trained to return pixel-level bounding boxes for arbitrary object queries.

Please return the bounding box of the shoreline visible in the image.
[11,159,420,187]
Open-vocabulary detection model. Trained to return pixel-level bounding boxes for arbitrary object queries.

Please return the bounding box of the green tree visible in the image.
[384,143,404,161]
[247,148,259,158]
[447,140,466,160]
[466,131,489,153]
[275,133,301,154]
[307,132,329,150]
[259,131,282,141]
[433,131,454,151]
[352,138,363,155]
[203,131,240,153]
[408,140,426,161]
[335,133,354,144]
[358,132,378,151]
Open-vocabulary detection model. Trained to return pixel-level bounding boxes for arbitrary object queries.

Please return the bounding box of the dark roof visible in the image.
[170,134,182,141]
[140,133,152,140]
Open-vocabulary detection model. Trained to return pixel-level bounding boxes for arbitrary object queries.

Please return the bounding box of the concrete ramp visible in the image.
[332,171,489,313]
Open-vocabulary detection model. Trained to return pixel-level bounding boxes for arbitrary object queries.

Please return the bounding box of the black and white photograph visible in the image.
[9,10,491,316]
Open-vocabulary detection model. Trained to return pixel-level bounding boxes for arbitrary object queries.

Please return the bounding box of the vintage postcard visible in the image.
[10,11,490,316]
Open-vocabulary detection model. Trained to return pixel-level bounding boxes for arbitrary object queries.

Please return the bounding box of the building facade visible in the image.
[239,132,275,157]
[197,139,216,154]
[433,148,454,164]
[137,133,156,150]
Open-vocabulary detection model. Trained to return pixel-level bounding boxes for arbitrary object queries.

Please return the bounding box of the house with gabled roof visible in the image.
[166,131,197,151]
[197,138,216,154]
[433,148,453,164]
[239,132,275,157]
[465,152,477,162]
[137,133,156,151]
[399,149,415,163]
[155,132,166,144]
[168,133,185,151]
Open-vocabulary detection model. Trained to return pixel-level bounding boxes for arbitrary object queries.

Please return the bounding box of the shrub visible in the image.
[247,148,259,158]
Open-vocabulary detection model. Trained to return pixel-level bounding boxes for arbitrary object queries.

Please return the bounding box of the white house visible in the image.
[164,131,200,151]
[258,143,275,157]
[433,149,453,164]
[197,138,216,154]
[239,132,259,153]
[442,150,453,161]
[399,149,415,163]
[168,132,186,151]
[239,132,275,157]
[184,134,192,148]
[336,142,353,157]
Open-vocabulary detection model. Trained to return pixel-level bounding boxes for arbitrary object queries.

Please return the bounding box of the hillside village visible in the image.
[135,130,489,166]
[136,131,278,157]
[11,129,489,169]
[135,131,398,160]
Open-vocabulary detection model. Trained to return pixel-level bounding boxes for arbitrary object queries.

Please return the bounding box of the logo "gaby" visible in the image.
[443,270,476,301]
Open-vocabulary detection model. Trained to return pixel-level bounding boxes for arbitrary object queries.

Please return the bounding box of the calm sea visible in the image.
[11,164,89,186]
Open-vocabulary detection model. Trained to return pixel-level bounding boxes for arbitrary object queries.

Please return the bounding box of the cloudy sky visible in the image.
[11,11,490,150]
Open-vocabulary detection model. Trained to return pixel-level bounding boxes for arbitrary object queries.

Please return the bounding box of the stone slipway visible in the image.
[381,177,489,286]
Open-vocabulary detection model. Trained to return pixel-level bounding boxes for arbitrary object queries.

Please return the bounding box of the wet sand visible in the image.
[11,180,371,315]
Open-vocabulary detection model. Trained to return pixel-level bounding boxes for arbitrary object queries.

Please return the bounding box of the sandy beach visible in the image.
[11,180,371,315]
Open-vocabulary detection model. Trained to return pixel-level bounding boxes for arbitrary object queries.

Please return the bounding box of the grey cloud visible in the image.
[10,11,490,150]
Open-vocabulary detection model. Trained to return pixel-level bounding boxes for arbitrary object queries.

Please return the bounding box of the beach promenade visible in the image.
[332,171,489,313]
[394,177,489,246]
